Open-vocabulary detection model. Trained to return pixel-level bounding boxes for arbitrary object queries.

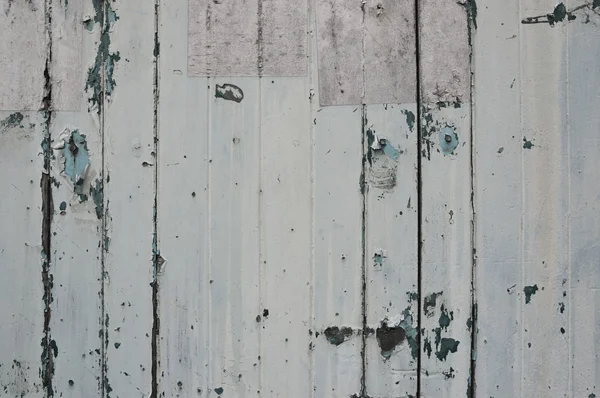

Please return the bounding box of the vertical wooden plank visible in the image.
[418,0,473,396]
[312,106,363,398]
[103,0,155,394]
[0,110,46,397]
[49,0,104,395]
[156,0,210,395]
[0,1,46,396]
[364,104,419,398]
[206,77,261,397]
[260,77,312,397]
[568,7,600,397]
[519,1,570,394]
[472,0,522,395]
[309,0,363,394]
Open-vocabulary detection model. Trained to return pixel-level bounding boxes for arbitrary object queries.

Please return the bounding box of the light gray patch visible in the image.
[317,0,417,106]
[188,0,307,76]
[0,0,82,110]
[419,0,470,103]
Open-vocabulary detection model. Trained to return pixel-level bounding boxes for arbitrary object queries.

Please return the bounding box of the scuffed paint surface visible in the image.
[0,112,24,131]
[85,0,120,110]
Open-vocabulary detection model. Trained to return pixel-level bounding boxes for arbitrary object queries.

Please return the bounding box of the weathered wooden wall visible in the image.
[0,0,598,397]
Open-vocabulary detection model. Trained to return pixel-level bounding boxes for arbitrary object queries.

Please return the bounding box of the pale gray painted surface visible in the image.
[1,0,600,397]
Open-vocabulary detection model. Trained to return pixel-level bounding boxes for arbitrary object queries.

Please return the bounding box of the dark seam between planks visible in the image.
[41,0,55,394]
[414,0,423,395]
[359,105,368,398]
[467,2,478,396]
[257,0,264,76]
[150,0,161,396]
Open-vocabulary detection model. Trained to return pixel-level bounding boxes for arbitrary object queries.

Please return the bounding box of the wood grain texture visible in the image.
[102,0,155,395]
[364,104,418,398]
[48,0,103,395]
[188,0,307,76]
[0,111,46,397]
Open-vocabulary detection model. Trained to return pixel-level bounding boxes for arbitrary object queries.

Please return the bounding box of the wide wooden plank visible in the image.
[418,0,472,396]
[259,77,312,397]
[364,104,418,398]
[156,0,211,395]
[472,0,522,395]
[48,0,103,395]
[102,0,155,395]
[312,106,363,398]
[0,110,46,397]
[206,77,261,396]
[568,8,600,397]
[518,0,570,395]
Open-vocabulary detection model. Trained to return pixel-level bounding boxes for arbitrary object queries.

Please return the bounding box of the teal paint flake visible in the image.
[436,337,460,361]
[523,137,534,149]
[401,109,415,132]
[89,179,103,219]
[63,130,89,194]
[439,126,459,156]
[382,142,400,161]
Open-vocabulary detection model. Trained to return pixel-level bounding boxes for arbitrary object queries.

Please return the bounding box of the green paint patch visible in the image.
[523,137,534,149]
[424,291,442,316]
[406,291,419,302]
[59,201,67,213]
[524,284,539,304]
[522,2,578,25]
[215,387,224,395]
[323,326,353,346]
[89,179,104,219]
[463,0,478,29]
[401,109,415,132]
[85,1,120,111]
[215,84,244,103]
[439,304,453,330]
[436,337,460,361]
[0,112,24,131]
[594,0,600,9]
[423,337,432,358]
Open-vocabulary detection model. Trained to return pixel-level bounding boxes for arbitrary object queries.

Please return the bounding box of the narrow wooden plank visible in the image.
[0,110,46,397]
[188,0,307,76]
[102,0,155,394]
[259,77,312,397]
[364,104,418,398]
[568,8,600,397]
[206,77,261,396]
[156,0,211,395]
[48,0,104,394]
[418,0,472,395]
[0,0,46,110]
[472,0,522,395]
[312,106,363,398]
